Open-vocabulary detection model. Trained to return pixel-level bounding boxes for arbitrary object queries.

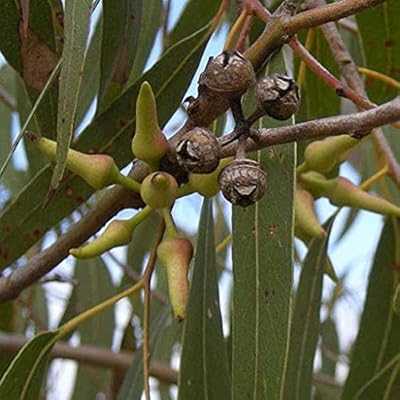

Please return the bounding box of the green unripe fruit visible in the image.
[140,172,178,209]
[301,171,400,217]
[157,237,193,320]
[303,135,358,173]
[131,82,169,169]
[295,187,326,242]
[70,219,134,259]
[30,134,125,190]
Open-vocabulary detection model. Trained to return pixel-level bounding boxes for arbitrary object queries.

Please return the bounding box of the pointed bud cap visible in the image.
[157,237,193,320]
[32,135,125,190]
[70,219,134,259]
[131,82,169,169]
[140,171,178,209]
[327,177,400,217]
[303,135,358,173]
[295,188,326,242]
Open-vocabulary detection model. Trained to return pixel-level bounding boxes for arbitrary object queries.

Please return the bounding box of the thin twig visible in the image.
[143,222,165,400]
[220,96,400,157]
[312,0,400,186]
[0,0,387,302]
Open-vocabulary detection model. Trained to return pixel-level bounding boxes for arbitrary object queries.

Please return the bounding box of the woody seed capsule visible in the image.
[199,51,255,99]
[256,74,300,120]
[218,159,267,207]
[176,127,220,173]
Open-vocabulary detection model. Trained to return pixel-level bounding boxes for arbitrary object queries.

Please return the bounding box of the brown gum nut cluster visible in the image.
[178,52,304,207]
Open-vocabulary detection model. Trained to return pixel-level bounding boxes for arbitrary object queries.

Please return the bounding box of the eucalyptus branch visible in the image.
[0,333,177,384]
[0,182,142,303]
[0,0,389,303]
[312,0,400,186]
[219,96,400,157]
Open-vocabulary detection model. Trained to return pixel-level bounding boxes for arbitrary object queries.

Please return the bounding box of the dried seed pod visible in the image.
[256,74,300,120]
[176,127,220,173]
[219,159,267,207]
[199,51,255,99]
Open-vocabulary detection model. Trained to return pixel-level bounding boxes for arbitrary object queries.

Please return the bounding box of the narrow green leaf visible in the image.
[342,219,400,399]
[232,53,295,399]
[168,0,220,46]
[357,0,400,104]
[98,0,142,111]
[283,216,334,400]
[50,0,91,190]
[76,13,102,126]
[0,23,213,270]
[295,29,341,163]
[72,257,115,399]
[0,0,60,137]
[179,199,231,400]
[320,317,340,378]
[0,331,58,400]
[127,0,162,83]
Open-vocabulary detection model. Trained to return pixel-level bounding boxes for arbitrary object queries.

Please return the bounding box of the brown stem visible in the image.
[0,333,177,384]
[220,96,400,157]
[0,0,386,303]
[312,0,400,186]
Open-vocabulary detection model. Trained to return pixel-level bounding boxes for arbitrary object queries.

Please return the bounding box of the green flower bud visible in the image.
[140,172,178,209]
[188,158,232,197]
[30,134,138,190]
[301,171,400,217]
[131,82,169,169]
[295,187,326,242]
[157,236,193,320]
[298,171,333,198]
[70,219,134,259]
[328,177,400,217]
[303,135,358,174]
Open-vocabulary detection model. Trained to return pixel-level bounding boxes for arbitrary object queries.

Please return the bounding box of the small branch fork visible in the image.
[0,0,397,303]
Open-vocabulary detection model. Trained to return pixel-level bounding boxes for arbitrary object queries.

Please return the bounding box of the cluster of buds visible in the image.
[295,135,400,243]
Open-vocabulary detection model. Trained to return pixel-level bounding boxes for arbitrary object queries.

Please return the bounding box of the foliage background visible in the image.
[0,0,399,399]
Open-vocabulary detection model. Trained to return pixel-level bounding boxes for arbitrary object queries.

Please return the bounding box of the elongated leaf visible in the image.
[0,0,60,137]
[128,0,162,82]
[295,29,341,163]
[168,0,220,46]
[71,257,115,399]
[0,23,213,270]
[0,331,58,399]
[357,0,400,104]
[98,0,142,111]
[51,0,91,190]
[179,199,231,399]
[76,12,102,126]
[0,65,26,195]
[342,219,400,399]
[232,53,295,399]
[283,216,334,400]
[320,316,340,378]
